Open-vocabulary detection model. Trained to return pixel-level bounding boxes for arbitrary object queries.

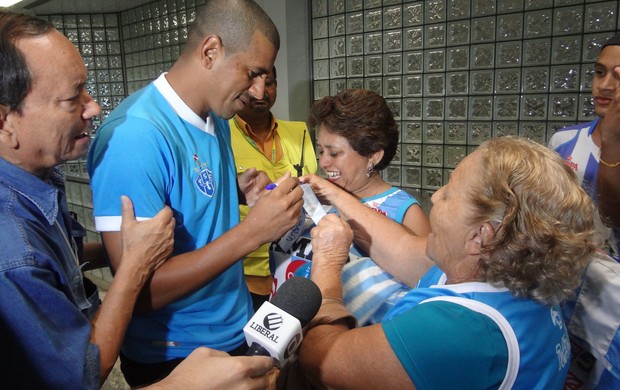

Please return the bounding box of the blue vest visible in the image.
[385,266,570,389]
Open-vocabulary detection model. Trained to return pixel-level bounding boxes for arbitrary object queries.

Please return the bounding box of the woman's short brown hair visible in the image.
[309,89,398,171]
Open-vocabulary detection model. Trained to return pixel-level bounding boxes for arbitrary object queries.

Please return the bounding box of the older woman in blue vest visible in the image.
[300,137,595,389]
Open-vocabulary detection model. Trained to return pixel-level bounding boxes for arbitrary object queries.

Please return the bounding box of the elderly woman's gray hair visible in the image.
[467,137,596,306]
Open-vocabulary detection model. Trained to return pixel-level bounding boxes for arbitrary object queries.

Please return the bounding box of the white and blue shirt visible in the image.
[88,74,251,362]
[548,118,619,261]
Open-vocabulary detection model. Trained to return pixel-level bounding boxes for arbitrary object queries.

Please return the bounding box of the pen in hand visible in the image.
[265,171,293,191]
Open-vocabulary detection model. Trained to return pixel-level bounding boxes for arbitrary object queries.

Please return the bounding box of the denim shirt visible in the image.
[0,157,100,389]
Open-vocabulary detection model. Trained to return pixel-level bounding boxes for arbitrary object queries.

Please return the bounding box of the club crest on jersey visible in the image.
[193,153,215,197]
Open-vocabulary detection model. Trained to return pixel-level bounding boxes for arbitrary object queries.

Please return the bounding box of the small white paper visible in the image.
[300,184,327,224]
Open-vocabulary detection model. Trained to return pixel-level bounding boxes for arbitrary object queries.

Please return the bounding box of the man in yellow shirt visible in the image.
[230,66,317,310]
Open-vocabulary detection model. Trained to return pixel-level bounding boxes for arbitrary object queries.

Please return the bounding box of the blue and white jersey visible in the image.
[548,119,599,199]
[383,266,570,389]
[548,118,619,261]
[87,74,251,362]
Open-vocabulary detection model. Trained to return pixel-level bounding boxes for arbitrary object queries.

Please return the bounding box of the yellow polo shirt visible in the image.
[230,115,317,293]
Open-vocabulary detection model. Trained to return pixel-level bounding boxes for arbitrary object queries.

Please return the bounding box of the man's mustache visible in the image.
[249,92,271,103]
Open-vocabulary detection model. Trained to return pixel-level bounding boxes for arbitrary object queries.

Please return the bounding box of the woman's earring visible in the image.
[366,163,375,178]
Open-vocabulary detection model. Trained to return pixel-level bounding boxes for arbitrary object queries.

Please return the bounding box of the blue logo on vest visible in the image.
[196,168,215,197]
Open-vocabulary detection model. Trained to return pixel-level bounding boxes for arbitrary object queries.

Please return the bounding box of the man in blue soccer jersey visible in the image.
[548,32,620,262]
[0,9,273,390]
[87,0,303,387]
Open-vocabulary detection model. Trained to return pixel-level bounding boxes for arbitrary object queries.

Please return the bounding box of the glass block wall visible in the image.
[121,0,206,94]
[40,0,209,283]
[42,13,124,247]
[41,0,206,248]
[311,0,619,212]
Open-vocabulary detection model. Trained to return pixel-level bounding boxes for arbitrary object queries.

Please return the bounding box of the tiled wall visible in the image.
[120,0,206,94]
[44,0,208,282]
[46,0,619,246]
[43,0,205,247]
[44,12,125,246]
[311,0,618,212]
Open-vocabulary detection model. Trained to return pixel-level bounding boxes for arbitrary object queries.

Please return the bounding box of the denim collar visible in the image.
[0,157,61,225]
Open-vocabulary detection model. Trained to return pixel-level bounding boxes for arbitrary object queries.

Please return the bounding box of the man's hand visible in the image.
[243,174,304,244]
[238,168,271,206]
[148,347,274,390]
[119,195,175,276]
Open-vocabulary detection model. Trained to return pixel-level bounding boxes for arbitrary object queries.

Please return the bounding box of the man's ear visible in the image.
[200,35,223,69]
[464,222,496,256]
[0,105,19,149]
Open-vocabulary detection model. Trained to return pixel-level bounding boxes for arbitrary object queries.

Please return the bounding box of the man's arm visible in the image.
[80,242,108,271]
[103,176,304,312]
[145,348,274,390]
[90,196,174,384]
[597,72,620,227]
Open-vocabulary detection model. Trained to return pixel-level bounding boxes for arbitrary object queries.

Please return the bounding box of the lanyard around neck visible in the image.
[234,117,278,164]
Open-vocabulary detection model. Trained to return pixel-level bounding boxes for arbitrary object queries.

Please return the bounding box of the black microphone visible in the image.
[243,276,322,367]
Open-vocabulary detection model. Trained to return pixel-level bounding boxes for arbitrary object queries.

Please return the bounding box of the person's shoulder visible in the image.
[275,118,308,133]
[384,297,508,356]
[408,298,501,324]
[383,299,508,389]
[383,297,508,359]
[389,186,416,201]
[0,209,42,272]
[108,83,157,114]
[97,84,168,133]
[92,116,169,158]
[548,119,597,148]
[276,118,306,125]
[95,105,173,144]
[556,119,597,133]
[551,119,598,137]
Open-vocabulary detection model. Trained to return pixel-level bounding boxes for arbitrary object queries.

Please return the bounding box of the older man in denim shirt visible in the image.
[0,12,175,388]
[0,163,103,387]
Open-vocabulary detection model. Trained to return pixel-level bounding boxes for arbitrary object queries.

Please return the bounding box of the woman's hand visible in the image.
[300,174,344,205]
[311,214,353,271]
